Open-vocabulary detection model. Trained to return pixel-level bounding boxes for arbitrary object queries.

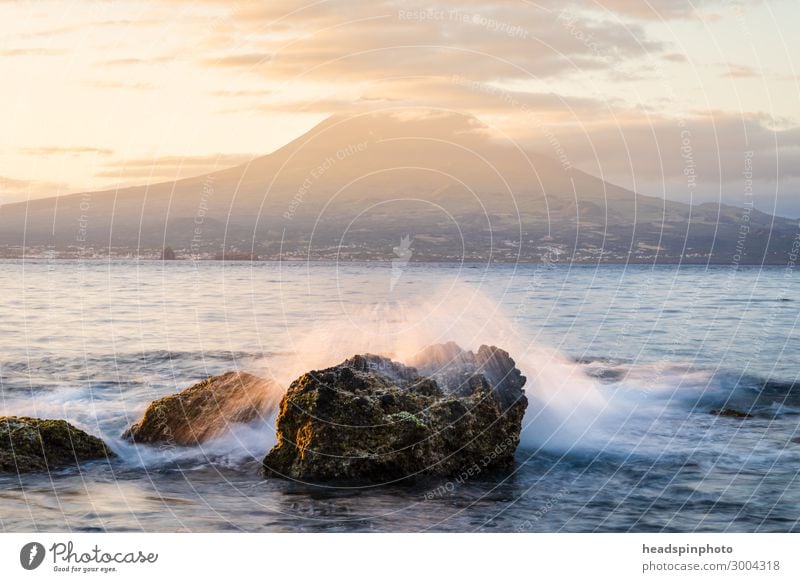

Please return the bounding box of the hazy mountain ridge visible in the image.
[0,110,796,263]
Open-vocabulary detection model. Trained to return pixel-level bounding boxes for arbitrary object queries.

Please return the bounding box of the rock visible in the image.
[123,371,281,445]
[408,342,527,407]
[711,408,753,419]
[0,416,114,473]
[263,344,527,482]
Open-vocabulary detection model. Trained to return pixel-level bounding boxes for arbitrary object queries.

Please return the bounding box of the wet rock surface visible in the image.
[263,344,527,482]
[123,371,280,445]
[0,416,113,473]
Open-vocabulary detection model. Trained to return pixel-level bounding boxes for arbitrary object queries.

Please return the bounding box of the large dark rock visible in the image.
[123,371,281,445]
[0,416,114,473]
[263,344,527,482]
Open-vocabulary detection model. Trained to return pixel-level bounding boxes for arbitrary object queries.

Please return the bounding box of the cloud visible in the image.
[94,153,255,181]
[247,76,613,121]
[83,80,157,90]
[11,18,163,40]
[210,88,273,98]
[201,0,664,86]
[531,112,800,217]
[203,52,273,68]
[566,0,726,20]
[719,63,758,78]
[0,47,65,57]
[97,56,173,67]
[22,146,114,156]
[0,175,72,204]
[662,52,688,63]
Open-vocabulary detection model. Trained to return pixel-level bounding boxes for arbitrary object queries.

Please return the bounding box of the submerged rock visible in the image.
[263,345,527,482]
[123,371,281,445]
[0,416,113,473]
[712,408,753,419]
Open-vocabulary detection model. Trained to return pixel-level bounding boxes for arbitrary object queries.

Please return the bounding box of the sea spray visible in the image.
[259,281,613,455]
[0,379,283,470]
[109,413,279,470]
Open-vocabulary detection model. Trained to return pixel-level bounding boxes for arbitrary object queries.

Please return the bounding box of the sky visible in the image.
[1,0,799,216]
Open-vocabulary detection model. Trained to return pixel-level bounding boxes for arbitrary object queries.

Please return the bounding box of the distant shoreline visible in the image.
[0,256,793,267]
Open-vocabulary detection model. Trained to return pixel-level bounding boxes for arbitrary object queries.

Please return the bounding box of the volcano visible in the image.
[0,109,795,263]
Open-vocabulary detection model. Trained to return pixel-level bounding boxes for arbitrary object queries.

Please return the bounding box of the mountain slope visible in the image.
[0,110,795,263]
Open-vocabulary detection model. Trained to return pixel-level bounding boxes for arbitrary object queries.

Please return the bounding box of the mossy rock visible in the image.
[263,345,528,482]
[123,371,281,446]
[387,411,427,430]
[0,416,114,473]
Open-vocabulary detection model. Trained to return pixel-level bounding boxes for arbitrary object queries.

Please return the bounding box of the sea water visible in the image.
[0,259,798,532]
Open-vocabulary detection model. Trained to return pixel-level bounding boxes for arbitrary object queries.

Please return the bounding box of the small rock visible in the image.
[711,408,753,419]
[123,371,281,445]
[0,416,114,473]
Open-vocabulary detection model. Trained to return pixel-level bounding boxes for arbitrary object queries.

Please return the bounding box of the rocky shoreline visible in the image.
[1,343,529,482]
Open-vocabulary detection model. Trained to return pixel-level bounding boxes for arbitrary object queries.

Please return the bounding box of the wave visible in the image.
[579,358,800,417]
[108,414,279,472]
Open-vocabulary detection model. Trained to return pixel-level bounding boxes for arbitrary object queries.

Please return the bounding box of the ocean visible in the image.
[0,259,798,532]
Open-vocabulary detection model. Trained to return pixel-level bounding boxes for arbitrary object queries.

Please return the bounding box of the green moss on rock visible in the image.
[388,411,427,430]
[0,416,114,473]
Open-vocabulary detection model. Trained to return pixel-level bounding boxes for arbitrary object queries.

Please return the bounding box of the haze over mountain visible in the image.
[0,110,796,264]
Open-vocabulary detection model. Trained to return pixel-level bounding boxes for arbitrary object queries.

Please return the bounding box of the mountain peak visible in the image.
[271,108,495,162]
